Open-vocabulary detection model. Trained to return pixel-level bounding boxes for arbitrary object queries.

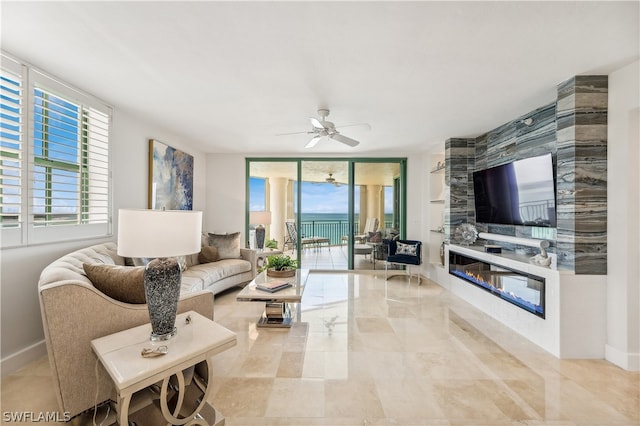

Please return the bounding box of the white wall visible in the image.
[606,59,640,371]
[0,108,207,376]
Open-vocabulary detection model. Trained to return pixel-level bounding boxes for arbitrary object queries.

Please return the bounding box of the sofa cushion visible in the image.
[186,259,251,284]
[82,263,146,304]
[180,274,205,293]
[198,245,219,263]
[208,232,241,259]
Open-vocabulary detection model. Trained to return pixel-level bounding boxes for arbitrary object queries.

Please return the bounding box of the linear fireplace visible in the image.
[449,251,545,318]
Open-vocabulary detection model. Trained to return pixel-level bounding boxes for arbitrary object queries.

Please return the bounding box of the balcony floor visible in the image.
[288,244,380,271]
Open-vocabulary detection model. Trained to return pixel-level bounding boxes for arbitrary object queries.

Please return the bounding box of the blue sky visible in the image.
[250,177,393,214]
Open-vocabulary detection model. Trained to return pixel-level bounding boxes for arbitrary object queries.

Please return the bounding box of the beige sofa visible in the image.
[38,242,256,419]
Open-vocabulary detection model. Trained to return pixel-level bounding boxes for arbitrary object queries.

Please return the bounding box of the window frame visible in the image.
[1,52,113,248]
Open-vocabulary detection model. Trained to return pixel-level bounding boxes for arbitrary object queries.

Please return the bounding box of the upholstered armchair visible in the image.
[384,239,422,284]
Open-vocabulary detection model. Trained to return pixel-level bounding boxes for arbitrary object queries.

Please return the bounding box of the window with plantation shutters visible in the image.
[0,57,22,234]
[1,52,112,247]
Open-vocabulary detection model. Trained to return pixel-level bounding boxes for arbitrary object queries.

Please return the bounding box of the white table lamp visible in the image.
[117,209,202,341]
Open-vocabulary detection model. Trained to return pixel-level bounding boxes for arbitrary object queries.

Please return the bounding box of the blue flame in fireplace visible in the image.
[451,270,544,316]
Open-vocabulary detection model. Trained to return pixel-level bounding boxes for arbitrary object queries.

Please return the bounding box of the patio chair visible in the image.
[384,239,422,284]
[284,219,317,252]
[344,217,379,244]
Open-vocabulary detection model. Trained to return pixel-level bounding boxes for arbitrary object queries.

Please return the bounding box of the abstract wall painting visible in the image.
[148,139,194,210]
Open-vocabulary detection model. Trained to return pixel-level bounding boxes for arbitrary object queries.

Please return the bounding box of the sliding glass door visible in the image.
[247,158,406,271]
[351,161,404,270]
[300,160,349,269]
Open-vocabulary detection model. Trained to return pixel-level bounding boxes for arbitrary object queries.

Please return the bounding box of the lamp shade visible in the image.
[117,209,202,258]
[249,211,271,225]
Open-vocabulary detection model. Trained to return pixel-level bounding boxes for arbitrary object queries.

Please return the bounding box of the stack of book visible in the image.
[256,280,292,293]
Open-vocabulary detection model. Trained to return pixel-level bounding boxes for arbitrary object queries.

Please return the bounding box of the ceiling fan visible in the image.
[277,108,367,148]
[325,173,341,187]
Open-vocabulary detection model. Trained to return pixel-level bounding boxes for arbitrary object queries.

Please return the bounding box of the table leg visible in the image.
[116,393,132,426]
[257,302,293,327]
[159,360,215,425]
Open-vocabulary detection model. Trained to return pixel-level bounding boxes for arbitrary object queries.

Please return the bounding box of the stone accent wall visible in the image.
[443,75,607,274]
[444,138,474,243]
[556,76,608,274]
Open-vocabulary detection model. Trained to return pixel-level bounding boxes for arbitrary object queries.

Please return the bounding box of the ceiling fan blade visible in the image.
[276,130,314,136]
[330,133,360,147]
[305,135,322,148]
[310,117,325,130]
[337,122,371,131]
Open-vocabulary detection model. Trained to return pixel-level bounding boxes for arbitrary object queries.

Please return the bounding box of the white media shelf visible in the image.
[427,151,446,271]
[441,244,606,359]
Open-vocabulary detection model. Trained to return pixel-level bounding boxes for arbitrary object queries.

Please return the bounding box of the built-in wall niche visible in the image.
[449,250,545,318]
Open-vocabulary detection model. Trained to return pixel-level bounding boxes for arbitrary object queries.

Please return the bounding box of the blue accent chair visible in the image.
[384,239,422,284]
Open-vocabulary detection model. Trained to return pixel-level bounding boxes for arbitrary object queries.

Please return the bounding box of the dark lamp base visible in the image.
[150,327,178,341]
[144,257,182,341]
[255,224,266,250]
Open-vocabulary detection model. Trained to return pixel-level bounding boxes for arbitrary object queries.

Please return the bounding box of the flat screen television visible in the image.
[472,153,557,227]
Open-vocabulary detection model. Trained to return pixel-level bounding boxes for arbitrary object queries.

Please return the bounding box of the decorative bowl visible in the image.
[266,268,296,278]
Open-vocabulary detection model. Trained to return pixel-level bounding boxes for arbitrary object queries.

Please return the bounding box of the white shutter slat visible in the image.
[1,65,23,231]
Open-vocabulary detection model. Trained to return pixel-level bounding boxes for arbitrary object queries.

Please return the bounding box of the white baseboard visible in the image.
[0,340,47,378]
[605,344,640,371]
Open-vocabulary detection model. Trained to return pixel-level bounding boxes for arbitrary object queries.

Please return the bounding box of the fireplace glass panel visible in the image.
[449,251,545,318]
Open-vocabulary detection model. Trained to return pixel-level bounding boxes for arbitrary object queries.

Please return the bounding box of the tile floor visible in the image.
[2,272,639,425]
[296,244,381,271]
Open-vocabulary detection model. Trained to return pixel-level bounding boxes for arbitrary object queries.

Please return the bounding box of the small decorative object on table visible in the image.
[257,280,292,293]
[262,254,297,278]
[455,223,478,245]
[484,244,502,253]
[530,240,552,266]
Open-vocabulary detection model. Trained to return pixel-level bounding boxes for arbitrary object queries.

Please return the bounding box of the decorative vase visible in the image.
[266,268,296,278]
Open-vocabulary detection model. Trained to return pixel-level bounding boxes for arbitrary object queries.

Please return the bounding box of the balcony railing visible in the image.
[299,220,394,246]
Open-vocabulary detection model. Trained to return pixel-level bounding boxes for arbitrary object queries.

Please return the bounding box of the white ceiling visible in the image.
[2,1,638,155]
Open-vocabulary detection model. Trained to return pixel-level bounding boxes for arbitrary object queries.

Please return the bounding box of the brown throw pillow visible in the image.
[208,232,241,259]
[83,263,146,304]
[198,245,219,264]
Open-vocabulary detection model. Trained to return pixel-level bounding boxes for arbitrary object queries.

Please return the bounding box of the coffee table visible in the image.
[236,269,309,328]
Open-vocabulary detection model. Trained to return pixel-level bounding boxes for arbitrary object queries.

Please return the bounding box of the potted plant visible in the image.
[261,254,297,277]
[265,239,278,249]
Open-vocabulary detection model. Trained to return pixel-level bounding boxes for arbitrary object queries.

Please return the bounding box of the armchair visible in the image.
[384,239,422,284]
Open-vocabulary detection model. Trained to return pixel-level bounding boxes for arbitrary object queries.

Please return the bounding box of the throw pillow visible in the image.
[368,231,382,243]
[82,263,146,304]
[208,232,241,259]
[396,242,418,256]
[198,245,219,264]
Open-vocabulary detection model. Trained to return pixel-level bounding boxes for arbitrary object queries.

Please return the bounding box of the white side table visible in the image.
[255,248,283,270]
[91,311,236,426]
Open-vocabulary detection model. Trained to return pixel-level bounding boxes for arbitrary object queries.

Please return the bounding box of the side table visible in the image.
[255,248,283,270]
[91,311,236,426]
